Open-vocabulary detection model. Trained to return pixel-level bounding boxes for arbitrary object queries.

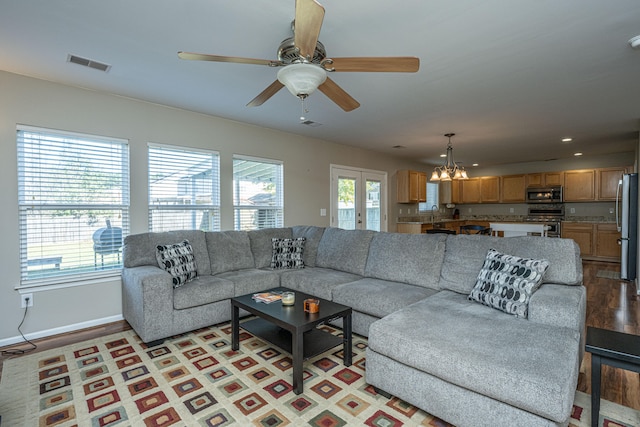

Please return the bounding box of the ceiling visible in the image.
[1,0,640,169]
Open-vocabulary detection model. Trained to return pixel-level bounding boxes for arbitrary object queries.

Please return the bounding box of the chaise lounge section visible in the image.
[121,226,585,427]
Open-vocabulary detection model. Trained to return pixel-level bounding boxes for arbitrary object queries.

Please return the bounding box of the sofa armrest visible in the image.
[122,265,175,343]
[528,283,586,333]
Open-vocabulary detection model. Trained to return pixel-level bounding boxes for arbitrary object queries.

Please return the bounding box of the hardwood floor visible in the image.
[1,260,639,410]
[577,261,640,410]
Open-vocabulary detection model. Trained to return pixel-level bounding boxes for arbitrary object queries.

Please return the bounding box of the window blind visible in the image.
[17,126,130,286]
[148,144,221,232]
[233,155,283,230]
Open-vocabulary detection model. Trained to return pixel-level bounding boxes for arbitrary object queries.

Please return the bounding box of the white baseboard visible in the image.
[0,314,124,348]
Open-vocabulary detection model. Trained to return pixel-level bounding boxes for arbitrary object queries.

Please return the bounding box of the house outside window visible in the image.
[233,155,283,230]
[17,126,129,286]
[148,144,220,232]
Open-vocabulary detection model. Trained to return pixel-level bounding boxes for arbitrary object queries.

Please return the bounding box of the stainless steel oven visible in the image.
[525,205,564,237]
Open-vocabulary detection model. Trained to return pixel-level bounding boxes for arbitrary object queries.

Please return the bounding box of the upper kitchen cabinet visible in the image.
[460,178,481,203]
[526,172,564,187]
[543,172,564,186]
[597,167,627,201]
[397,170,427,203]
[481,177,500,203]
[501,174,526,203]
[563,170,595,201]
[460,177,499,203]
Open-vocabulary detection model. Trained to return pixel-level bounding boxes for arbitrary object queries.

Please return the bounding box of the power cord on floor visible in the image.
[1,297,37,356]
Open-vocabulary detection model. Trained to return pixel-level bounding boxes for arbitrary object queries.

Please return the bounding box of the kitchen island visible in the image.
[489,222,547,237]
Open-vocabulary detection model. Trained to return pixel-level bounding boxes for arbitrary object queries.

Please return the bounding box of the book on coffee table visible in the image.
[252,292,282,304]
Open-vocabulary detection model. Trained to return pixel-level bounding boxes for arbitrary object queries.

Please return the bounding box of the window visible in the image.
[17,126,129,286]
[419,182,440,211]
[233,155,283,230]
[148,144,220,232]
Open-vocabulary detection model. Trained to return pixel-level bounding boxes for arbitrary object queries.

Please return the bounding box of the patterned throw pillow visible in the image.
[468,248,549,318]
[270,237,306,269]
[156,240,198,288]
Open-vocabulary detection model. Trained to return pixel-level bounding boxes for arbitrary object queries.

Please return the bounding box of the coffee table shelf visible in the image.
[240,317,343,360]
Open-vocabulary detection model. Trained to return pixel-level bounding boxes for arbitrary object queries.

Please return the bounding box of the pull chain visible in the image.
[299,95,309,122]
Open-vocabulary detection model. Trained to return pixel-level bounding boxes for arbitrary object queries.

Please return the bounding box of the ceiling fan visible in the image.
[178,0,419,112]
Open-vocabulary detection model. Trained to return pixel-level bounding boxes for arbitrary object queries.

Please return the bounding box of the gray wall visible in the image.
[0,71,424,343]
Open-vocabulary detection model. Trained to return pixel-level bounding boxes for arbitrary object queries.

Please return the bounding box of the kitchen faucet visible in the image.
[431,204,439,224]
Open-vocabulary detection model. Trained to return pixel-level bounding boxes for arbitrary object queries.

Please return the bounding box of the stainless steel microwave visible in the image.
[526,186,563,203]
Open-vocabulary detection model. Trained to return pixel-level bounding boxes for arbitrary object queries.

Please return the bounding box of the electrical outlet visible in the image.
[570,208,575,214]
[509,208,514,213]
[21,293,33,308]
[399,208,402,215]
[609,208,614,214]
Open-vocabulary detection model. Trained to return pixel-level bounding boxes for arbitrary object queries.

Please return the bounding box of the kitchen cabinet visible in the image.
[562,222,594,257]
[460,178,481,204]
[460,177,499,204]
[597,167,627,201]
[501,174,526,202]
[543,172,564,186]
[562,221,621,261]
[595,223,621,261]
[397,170,427,203]
[526,172,564,188]
[397,223,422,234]
[563,170,596,201]
[481,177,500,203]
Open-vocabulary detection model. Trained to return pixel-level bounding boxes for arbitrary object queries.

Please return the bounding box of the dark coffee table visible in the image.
[231,287,352,394]
[585,326,640,427]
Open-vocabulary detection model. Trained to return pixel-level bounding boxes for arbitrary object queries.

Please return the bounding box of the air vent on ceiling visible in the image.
[300,120,322,127]
[67,54,111,72]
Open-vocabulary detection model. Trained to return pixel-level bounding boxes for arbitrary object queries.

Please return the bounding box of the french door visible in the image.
[330,165,387,231]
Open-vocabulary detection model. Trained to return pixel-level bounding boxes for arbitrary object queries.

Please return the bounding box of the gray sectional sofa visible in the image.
[121,226,585,427]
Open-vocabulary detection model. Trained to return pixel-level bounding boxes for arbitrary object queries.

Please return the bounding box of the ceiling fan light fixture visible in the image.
[277,63,327,97]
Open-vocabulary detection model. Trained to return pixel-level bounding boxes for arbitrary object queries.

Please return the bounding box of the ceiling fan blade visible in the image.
[326,57,420,73]
[294,0,325,59]
[318,77,360,112]
[246,80,285,107]
[178,51,282,67]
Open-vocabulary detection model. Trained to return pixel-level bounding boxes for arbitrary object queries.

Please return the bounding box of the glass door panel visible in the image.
[331,166,387,231]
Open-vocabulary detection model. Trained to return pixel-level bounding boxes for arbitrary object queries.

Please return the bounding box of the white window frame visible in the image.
[233,155,284,230]
[17,125,130,288]
[148,144,221,232]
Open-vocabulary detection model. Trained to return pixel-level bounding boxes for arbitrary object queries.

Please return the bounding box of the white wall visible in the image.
[0,71,425,343]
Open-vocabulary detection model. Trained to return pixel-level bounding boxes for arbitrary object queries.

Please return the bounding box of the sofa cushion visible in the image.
[332,278,438,318]
[271,237,305,269]
[217,269,281,296]
[173,276,235,310]
[206,230,255,274]
[315,228,375,276]
[468,249,549,318]
[368,291,581,423]
[439,235,582,295]
[124,230,211,275]
[155,240,198,288]
[291,226,325,267]
[364,232,446,289]
[248,228,293,268]
[279,267,362,300]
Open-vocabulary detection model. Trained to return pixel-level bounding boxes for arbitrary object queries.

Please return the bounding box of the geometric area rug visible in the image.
[1,322,639,427]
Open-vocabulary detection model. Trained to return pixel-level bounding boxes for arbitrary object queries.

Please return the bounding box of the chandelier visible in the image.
[430,133,469,181]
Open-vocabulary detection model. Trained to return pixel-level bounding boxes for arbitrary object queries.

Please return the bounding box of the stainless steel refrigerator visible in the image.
[616,173,638,280]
